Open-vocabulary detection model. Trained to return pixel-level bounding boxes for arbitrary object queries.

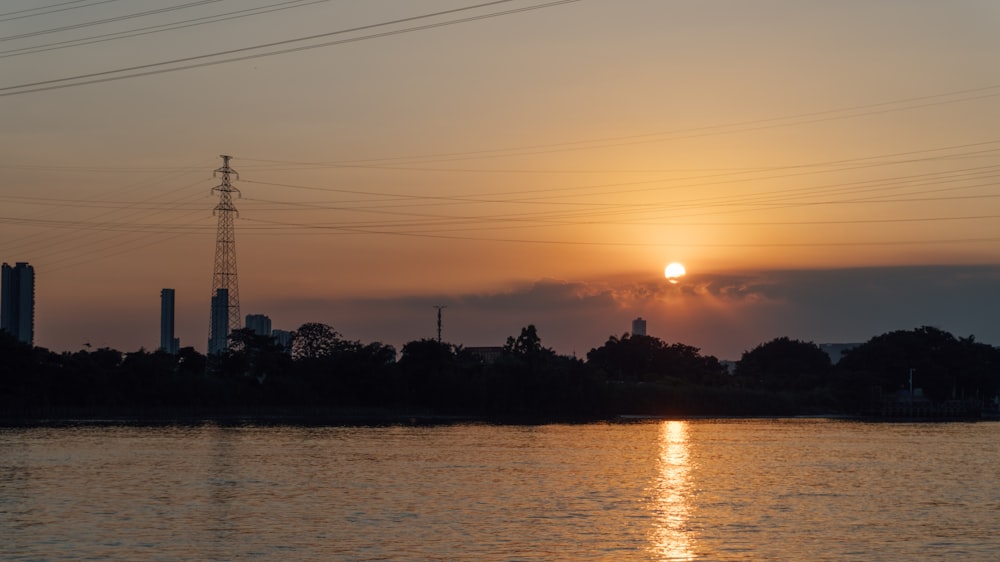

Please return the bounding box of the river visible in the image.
[2,419,998,560]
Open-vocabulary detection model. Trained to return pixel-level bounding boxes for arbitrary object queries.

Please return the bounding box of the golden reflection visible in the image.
[649,420,695,561]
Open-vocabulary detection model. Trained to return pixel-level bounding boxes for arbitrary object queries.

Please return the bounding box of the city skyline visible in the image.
[2,1,999,359]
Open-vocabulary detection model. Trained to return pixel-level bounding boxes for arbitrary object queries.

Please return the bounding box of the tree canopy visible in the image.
[291,322,345,361]
[3,323,999,420]
[835,326,1000,402]
[587,333,726,385]
[736,337,831,391]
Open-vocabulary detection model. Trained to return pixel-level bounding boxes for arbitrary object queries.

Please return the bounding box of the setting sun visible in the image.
[665,262,686,284]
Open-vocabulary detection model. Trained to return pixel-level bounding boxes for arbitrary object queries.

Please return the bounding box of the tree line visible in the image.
[2,323,999,420]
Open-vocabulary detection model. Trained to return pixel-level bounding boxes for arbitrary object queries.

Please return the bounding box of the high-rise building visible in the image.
[632,317,647,337]
[1,262,35,345]
[245,314,272,337]
[160,288,179,354]
[271,329,293,354]
[208,288,230,355]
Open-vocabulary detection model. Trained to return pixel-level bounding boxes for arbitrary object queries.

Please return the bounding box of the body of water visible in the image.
[2,419,999,560]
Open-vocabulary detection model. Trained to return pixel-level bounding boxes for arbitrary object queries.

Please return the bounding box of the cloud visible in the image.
[257,265,1000,361]
[40,264,1000,362]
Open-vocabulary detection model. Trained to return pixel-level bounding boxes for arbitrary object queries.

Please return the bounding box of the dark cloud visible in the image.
[747,265,1000,344]
[257,264,1000,361]
[46,264,997,360]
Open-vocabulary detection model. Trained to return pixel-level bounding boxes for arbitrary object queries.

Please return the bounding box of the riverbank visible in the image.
[2,405,993,427]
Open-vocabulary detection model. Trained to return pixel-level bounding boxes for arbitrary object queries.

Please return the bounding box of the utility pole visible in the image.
[208,155,241,354]
[433,305,447,343]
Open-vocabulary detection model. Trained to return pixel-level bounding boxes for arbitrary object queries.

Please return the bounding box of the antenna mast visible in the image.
[434,305,447,343]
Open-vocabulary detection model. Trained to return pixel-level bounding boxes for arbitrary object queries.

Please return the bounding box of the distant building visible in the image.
[245,314,272,337]
[272,329,293,353]
[208,288,230,355]
[1,262,35,345]
[159,288,180,354]
[466,346,504,364]
[632,317,647,337]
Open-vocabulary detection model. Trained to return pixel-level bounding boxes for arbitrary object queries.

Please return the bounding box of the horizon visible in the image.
[2,1,999,360]
[15,262,1000,362]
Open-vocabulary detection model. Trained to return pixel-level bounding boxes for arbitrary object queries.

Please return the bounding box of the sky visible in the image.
[2,0,999,360]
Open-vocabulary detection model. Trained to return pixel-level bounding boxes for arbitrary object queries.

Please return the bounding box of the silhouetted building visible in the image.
[245,314,272,336]
[632,317,647,337]
[160,288,180,354]
[1,262,34,345]
[466,346,504,364]
[272,329,293,353]
[208,288,230,355]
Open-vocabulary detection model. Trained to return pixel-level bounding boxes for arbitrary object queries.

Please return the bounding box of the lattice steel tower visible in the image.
[208,155,241,354]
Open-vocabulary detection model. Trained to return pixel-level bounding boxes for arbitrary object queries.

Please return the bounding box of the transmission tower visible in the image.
[209,155,241,353]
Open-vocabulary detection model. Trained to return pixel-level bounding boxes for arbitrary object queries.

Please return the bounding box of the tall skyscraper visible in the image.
[1,262,35,345]
[245,314,272,337]
[208,288,230,355]
[160,288,179,354]
[632,317,647,337]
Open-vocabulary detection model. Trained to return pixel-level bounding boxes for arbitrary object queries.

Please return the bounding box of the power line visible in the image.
[7,139,996,252]
[0,0,581,97]
[0,0,224,40]
[0,0,120,22]
[235,144,1000,211]
[235,216,1000,249]
[0,157,215,267]
[239,86,1000,169]
[0,0,332,59]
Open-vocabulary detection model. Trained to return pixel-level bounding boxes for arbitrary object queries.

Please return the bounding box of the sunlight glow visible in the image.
[648,421,695,560]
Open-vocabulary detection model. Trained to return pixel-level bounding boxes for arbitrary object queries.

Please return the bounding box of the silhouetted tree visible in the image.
[0,329,35,376]
[955,335,1000,404]
[736,337,831,391]
[491,325,593,416]
[503,325,553,360]
[318,339,398,406]
[833,326,996,404]
[220,328,292,382]
[0,330,46,407]
[586,333,726,385]
[500,324,561,381]
[398,339,463,408]
[175,346,207,376]
[291,322,343,361]
[400,339,455,369]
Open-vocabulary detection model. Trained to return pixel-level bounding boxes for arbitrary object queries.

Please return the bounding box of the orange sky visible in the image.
[2,1,999,358]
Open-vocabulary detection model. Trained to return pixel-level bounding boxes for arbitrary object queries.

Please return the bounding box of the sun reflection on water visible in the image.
[649,420,695,561]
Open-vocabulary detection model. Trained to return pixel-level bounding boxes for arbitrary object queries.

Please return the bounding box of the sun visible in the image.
[664,262,686,284]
